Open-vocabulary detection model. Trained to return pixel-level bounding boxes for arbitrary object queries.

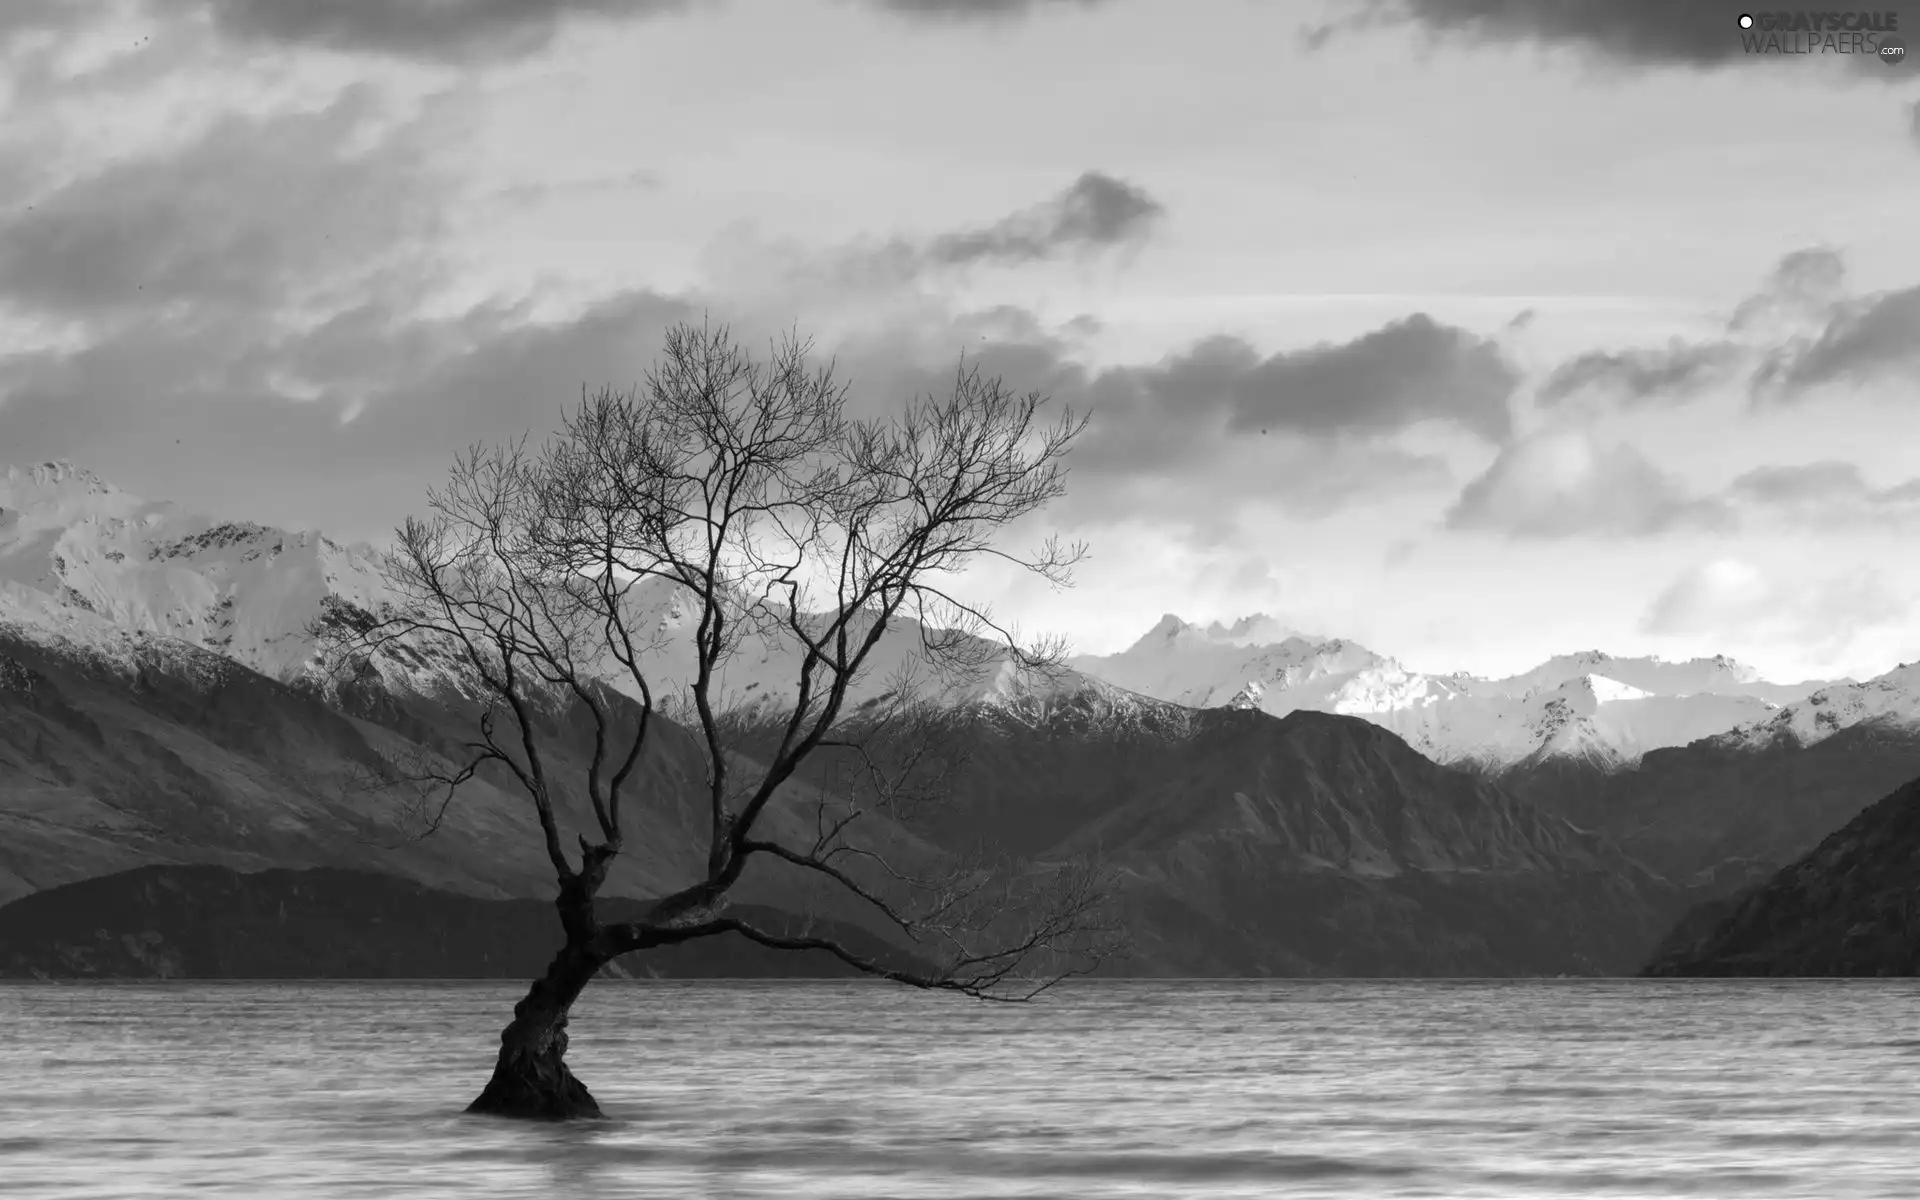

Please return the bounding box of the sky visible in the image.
[1,0,1918,682]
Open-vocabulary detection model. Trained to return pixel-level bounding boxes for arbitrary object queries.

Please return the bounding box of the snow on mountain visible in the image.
[0,461,395,681]
[7,461,1906,758]
[0,461,1127,724]
[1073,614,1845,770]
[1483,650,1827,707]
[1712,662,1920,751]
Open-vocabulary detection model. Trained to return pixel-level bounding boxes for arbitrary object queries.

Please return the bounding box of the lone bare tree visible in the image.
[317,322,1117,1119]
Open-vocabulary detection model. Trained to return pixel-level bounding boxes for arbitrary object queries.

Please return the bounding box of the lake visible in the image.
[4,979,1920,1198]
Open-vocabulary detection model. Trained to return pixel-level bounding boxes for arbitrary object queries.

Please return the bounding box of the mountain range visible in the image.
[4,458,1919,977]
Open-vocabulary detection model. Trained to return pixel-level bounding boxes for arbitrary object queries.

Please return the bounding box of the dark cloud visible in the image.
[0,287,704,542]
[926,172,1163,266]
[200,0,703,63]
[722,171,1166,295]
[1525,247,1896,414]
[1536,339,1739,407]
[866,0,1116,18]
[0,0,112,44]
[1751,283,1920,398]
[1229,314,1517,441]
[0,285,1458,546]
[693,306,1464,538]
[0,86,449,322]
[1725,461,1920,526]
[194,0,1115,61]
[1322,0,1913,76]
[1057,315,1516,482]
[1444,429,1730,539]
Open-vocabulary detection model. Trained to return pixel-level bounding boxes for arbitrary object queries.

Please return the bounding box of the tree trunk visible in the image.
[467,939,607,1119]
[468,871,612,1120]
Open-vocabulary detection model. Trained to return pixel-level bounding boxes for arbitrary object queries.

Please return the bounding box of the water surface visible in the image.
[4,979,1920,1198]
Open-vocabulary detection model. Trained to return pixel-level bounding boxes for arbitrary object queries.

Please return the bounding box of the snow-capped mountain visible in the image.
[1071,614,1876,770]
[7,461,1913,763]
[0,461,1128,723]
[0,461,394,678]
[1712,662,1920,751]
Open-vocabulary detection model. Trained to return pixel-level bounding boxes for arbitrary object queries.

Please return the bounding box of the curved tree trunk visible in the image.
[469,883,610,1120]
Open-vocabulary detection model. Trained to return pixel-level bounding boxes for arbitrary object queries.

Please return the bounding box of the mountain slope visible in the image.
[1502,720,1920,891]
[870,703,1687,976]
[1642,774,1920,976]
[0,613,942,948]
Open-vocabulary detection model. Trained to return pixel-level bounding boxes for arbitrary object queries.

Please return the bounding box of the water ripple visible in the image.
[3,979,1920,1198]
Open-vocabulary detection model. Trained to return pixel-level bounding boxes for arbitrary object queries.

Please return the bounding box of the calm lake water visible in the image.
[4,980,1920,1198]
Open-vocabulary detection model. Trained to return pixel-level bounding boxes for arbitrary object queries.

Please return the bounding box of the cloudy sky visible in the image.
[2,0,1918,681]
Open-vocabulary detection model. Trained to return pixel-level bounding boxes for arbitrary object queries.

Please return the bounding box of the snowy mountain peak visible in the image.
[1070,614,1867,771]
[1716,661,1920,751]
[1132,613,1193,648]
[1561,674,1655,706]
[1126,611,1307,653]
[5,460,121,498]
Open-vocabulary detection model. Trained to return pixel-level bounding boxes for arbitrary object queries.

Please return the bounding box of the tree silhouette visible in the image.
[317,322,1120,1119]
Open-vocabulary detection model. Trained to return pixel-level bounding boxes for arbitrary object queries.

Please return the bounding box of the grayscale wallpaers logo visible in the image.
[1736,10,1904,61]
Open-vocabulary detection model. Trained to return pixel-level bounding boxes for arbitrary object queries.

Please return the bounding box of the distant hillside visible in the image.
[812,702,1692,976]
[0,865,914,980]
[1502,721,1920,891]
[1643,775,1920,977]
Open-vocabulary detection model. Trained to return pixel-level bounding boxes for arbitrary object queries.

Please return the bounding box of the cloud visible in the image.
[1034,313,1515,493]
[0,0,112,46]
[1327,0,1910,76]
[194,0,1117,61]
[1910,99,1920,147]
[926,171,1163,267]
[1536,339,1739,408]
[1227,314,1518,441]
[1526,246,1915,414]
[1724,461,1920,527]
[742,171,1166,295]
[823,308,1464,539]
[0,85,451,323]
[1729,246,1847,332]
[199,0,705,63]
[1443,428,1728,539]
[865,0,1116,19]
[1640,559,1908,660]
[1751,283,1920,399]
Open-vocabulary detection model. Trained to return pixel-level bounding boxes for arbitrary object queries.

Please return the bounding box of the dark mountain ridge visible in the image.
[0,864,912,980]
[1643,773,1920,977]
[1499,721,1920,897]
[1,620,1703,976]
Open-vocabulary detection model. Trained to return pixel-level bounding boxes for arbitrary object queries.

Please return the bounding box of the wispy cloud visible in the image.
[863,0,1117,19]
[1640,558,1908,665]
[198,0,706,63]
[1724,461,1920,528]
[0,85,451,323]
[926,171,1163,266]
[1536,339,1739,408]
